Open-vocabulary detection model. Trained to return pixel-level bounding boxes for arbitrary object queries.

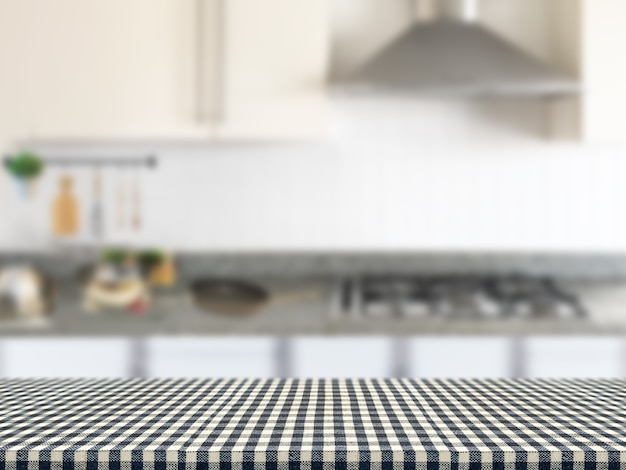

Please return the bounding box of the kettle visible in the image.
[0,266,49,318]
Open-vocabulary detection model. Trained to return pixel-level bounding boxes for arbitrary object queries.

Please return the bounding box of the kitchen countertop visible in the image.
[1,378,624,469]
[1,252,625,336]
[5,251,626,280]
[0,278,624,336]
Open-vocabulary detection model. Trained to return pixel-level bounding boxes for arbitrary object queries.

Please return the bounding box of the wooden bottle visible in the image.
[52,175,80,237]
[149,254,177,287]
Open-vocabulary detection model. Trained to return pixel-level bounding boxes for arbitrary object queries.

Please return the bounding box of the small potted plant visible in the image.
[4,151,45,198]
[83,248,151,315]
[137,250,166,281]
[101,248,173,286]
[101,248,130,266]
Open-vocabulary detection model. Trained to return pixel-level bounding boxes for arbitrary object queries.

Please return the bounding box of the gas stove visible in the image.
[335,275,587,320]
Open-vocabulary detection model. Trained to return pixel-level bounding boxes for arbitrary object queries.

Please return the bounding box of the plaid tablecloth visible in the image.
[0,379,624,470]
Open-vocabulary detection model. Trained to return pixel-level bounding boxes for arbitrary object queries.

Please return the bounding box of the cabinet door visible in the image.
[0,0,209,140]
[148,337,276,378]
[582,0,626,142]
[2,339,129,378]
[293,338,392,378]
[551,0,626,142]
[526,337,623,378]
[411,338,512,378]
[216,0,330,140]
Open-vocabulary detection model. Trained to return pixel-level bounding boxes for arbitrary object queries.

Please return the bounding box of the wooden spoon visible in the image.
[117,169,127,231]
[91,170,104,240]
[131,169,141,231]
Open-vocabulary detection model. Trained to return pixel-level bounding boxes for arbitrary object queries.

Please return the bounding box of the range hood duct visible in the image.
[337,0,579,96]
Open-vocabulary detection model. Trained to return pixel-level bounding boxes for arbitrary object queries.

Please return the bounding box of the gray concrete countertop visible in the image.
[0,278,624,337]
[5,251,626,280]
[0,252,625,336]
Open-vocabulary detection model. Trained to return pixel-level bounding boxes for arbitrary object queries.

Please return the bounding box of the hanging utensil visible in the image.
[131,168,141,232]
[117,167,127,231]
[91,170,104,240]
[52,173,80,237]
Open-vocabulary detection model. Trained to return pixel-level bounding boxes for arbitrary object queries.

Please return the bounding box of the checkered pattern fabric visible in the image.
[0,379,624,470]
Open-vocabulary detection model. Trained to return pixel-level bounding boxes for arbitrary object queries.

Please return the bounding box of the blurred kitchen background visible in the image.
[0,0,625,378]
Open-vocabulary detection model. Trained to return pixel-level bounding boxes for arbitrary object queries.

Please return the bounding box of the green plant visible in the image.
[138,250,165,270]
[4,151,44,180]
[101,248,129,265]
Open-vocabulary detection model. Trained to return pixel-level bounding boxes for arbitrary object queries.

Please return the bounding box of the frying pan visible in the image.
[190,279,321,315]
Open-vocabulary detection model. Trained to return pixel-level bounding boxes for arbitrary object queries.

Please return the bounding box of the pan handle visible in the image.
[269,289,325,306]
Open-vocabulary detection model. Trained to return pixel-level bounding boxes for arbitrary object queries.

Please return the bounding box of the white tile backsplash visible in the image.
[2,97,626,252]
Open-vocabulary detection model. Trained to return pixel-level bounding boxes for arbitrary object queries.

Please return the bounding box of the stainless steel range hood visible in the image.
[336,0,579,96]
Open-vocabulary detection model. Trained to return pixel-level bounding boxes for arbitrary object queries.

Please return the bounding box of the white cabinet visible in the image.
[2,339,129,378]
[293,337,392,377]
[411,338,512,378]
[216,0,330,140]
[550,0,626,142]
[0,0,208,141]
[148,337,276,378]
[526,337,623,378]
[453,0,626,142]
[0,0,329,142]
[580,0,626,142]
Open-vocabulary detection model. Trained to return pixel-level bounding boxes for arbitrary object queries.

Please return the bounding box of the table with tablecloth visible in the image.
[0,378,623,470]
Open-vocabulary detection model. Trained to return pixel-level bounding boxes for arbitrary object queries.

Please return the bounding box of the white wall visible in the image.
[2,0,626,253]
[2,97,626,253]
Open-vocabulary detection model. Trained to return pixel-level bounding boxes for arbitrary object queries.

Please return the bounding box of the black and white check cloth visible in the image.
[0,379,624,470]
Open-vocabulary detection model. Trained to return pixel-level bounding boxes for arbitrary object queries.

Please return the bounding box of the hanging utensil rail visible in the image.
[2,155,158,169]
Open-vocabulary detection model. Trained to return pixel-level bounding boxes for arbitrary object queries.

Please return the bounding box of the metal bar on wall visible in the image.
[3,155,158,169]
